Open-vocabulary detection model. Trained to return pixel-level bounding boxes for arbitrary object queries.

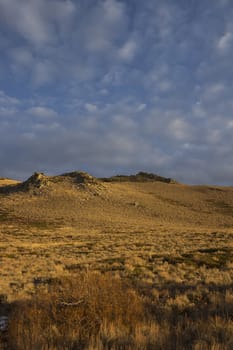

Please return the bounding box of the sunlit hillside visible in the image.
[0,171,233,349]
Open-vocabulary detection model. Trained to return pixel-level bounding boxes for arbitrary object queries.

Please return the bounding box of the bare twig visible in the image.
[59,300,84,307]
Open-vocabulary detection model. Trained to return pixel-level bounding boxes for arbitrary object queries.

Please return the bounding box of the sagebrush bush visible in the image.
[8,272,143,349]
[4,273,233,350]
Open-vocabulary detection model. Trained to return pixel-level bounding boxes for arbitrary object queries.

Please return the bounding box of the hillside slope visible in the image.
[0,171,232,231]
[0,171,233,301]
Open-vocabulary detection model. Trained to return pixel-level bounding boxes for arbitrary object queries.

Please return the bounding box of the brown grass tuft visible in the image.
[8,273,143,349]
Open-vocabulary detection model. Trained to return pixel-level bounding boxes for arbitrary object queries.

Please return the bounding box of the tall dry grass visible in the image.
[7,272,143,349]
[1,272,233,349]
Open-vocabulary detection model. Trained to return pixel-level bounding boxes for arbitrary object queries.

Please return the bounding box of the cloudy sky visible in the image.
[0,0,232,184]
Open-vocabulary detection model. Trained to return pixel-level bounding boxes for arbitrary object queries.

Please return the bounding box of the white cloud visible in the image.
[111,114,138,132]
[118,40,138,62]
[8,47,33,66]
[210,84,225,94]
[0,0,129,87]
[50,0,76,21]
[0,0,49,46]
[27,106,57,118]
[227,120,233,128]
[168,118,194,142]
[33,122,60,130]
[0,90,21,117]
[206,129,221,144]
[192,103,206,119]
[157,5,173,38]
[0,0,76,46]
[85,103,98,113]
[217,31,233,52]
[21,132,36,141]
[32,60,55,86]
[82,0,127,53]
[137,104,147,112]
[102,70,124,85]
[0,90,20,106]
[103,0,125,22]
[143,64,170,90]
[158,80,172,92]
[203,83,225,101]
[99,89,109,95]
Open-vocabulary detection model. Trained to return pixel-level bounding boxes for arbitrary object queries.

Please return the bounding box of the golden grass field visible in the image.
[0,172,233,349]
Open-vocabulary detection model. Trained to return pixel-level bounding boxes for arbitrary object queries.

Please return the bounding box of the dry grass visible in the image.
[0,175,233,348]
[3,272,233,350]
[7,273,142,349]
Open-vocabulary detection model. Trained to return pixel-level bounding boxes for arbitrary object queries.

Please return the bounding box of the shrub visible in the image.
[8,272,143,349]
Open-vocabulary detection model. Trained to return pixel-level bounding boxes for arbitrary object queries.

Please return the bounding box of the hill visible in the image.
[0,170,233,349]
[0,170,232,231]
[0,170,232,298]
[0,170,175,194]
[0,171,102,195]
[0,177,20,187]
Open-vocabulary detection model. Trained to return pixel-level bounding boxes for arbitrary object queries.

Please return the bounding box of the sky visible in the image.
[0,0,233,185]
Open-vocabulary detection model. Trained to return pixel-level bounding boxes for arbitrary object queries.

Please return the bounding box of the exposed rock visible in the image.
[0,170,177,196]
[60,171,98,184]
[6,172,50,195]
[22,172,48,190]
[101,171,177,184]
[0,171,101,195]
[0,172,50,194]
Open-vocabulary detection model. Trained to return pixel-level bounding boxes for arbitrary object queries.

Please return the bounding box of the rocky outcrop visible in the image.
[0,171,100,195]
[2,172,50,194]
[101,171,177,184]
[61,171,98,184]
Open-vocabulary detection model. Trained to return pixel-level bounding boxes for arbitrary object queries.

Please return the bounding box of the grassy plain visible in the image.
[0,173,233,349]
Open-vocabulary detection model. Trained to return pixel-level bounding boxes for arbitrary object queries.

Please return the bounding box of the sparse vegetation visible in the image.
[3,272,233,350]
[0,172,232,349]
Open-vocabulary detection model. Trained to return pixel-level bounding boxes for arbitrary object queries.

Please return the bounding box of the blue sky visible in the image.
[0,0,232,184]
